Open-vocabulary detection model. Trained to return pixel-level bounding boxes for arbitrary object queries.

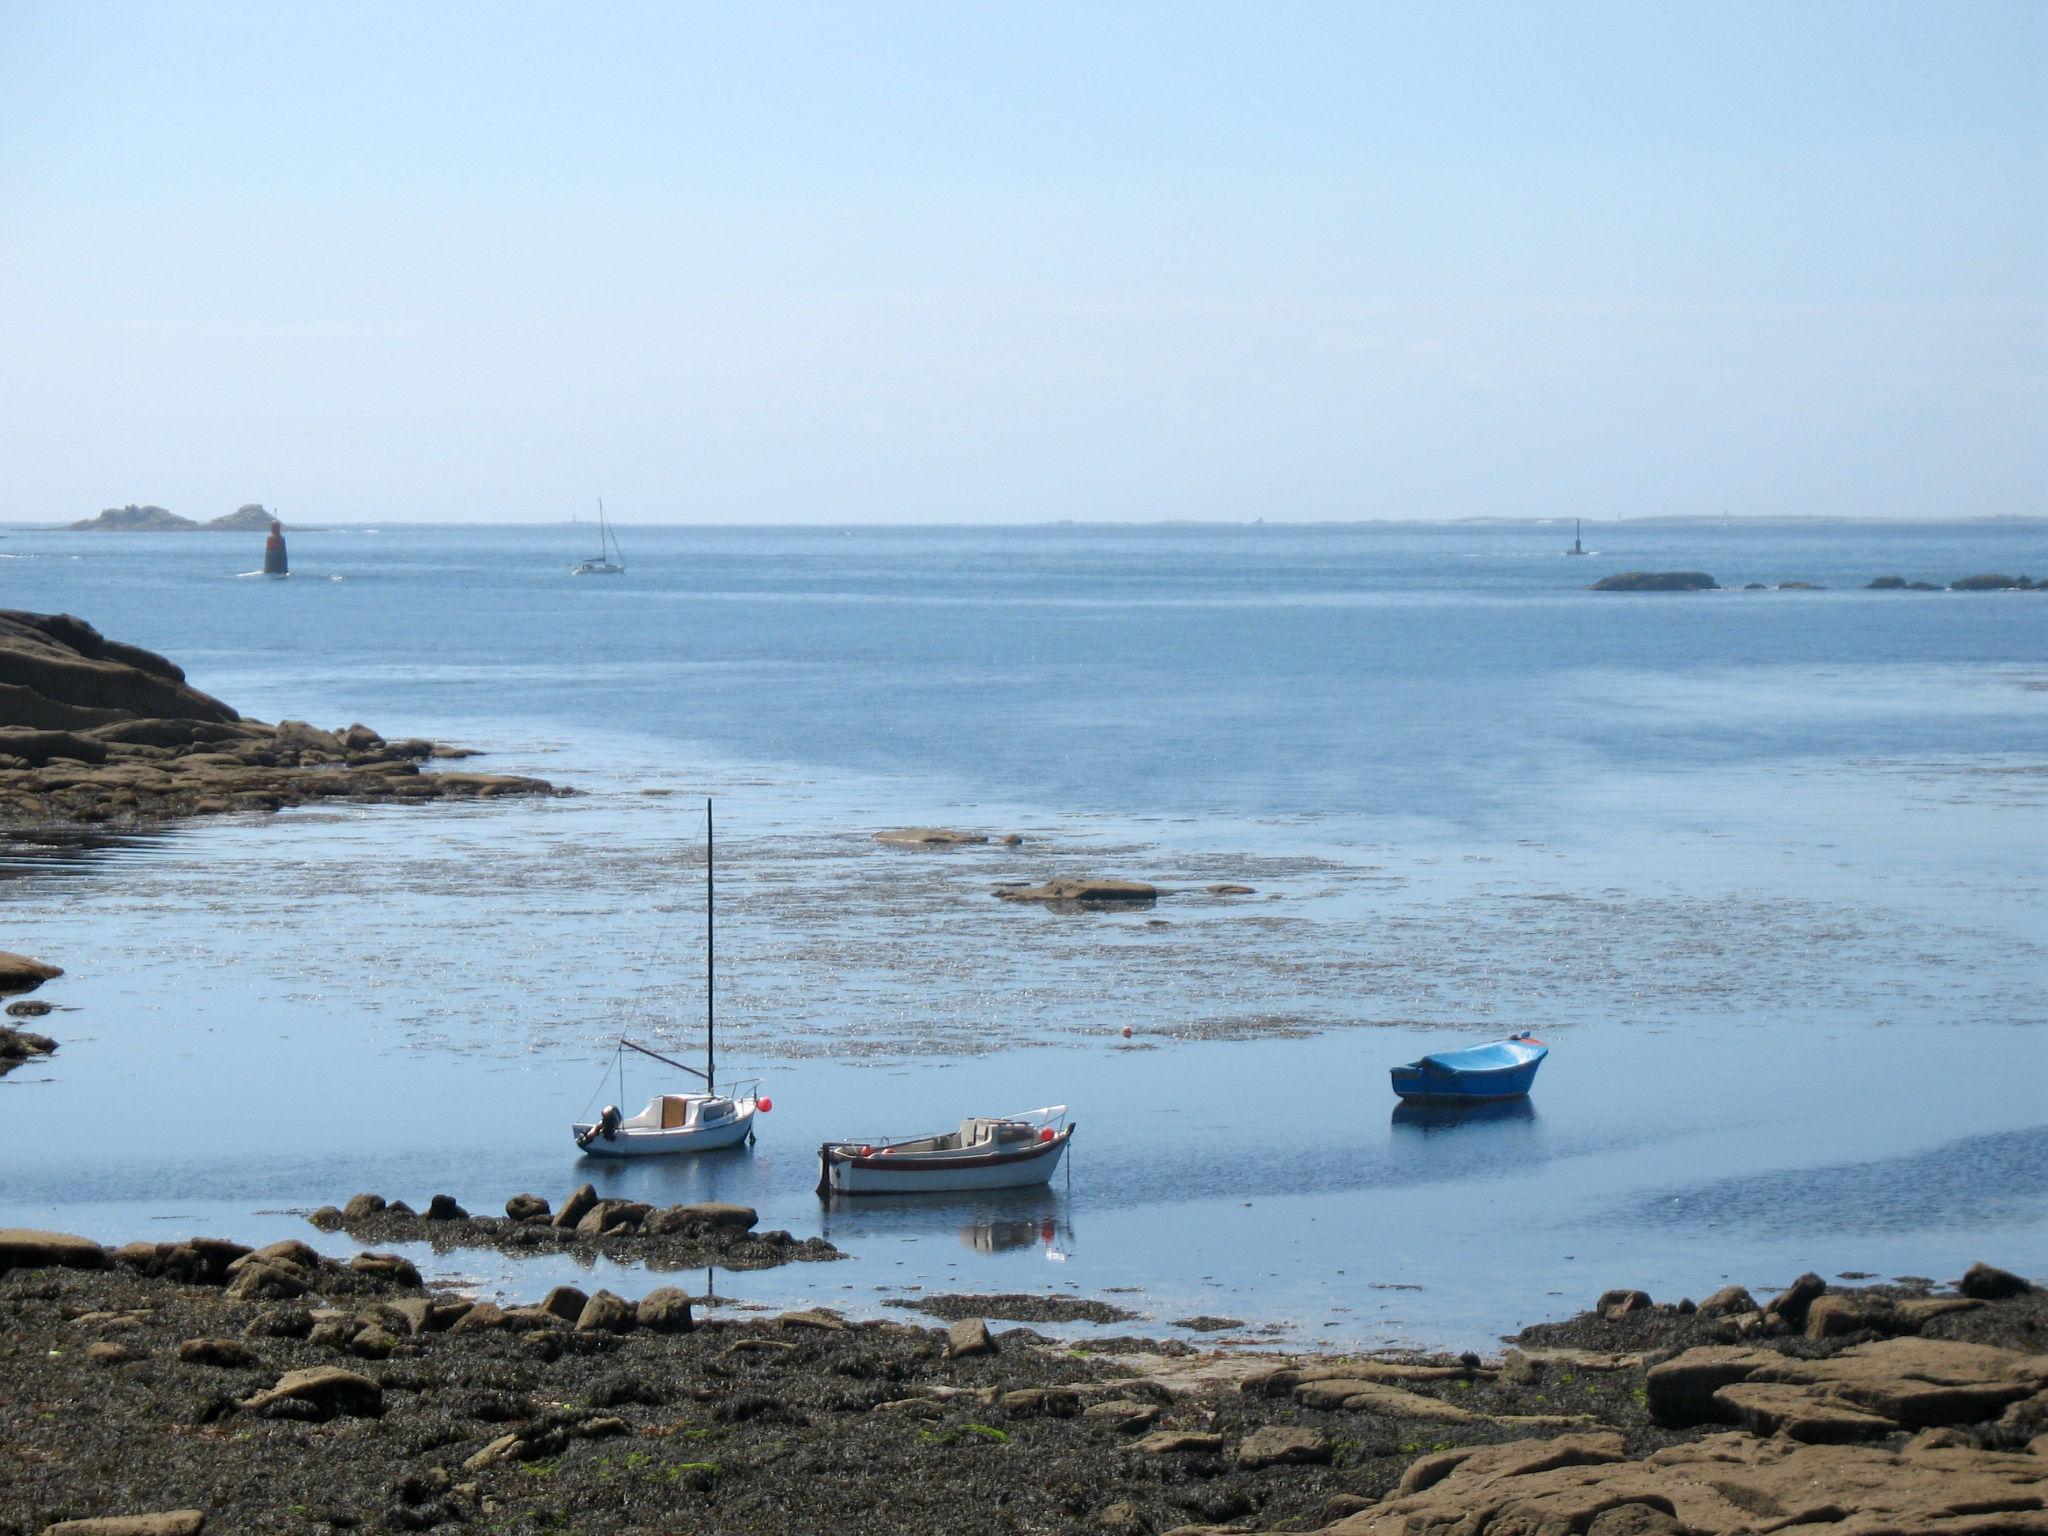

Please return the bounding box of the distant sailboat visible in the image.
[571,500,625,575]
[1564,519,1588,556]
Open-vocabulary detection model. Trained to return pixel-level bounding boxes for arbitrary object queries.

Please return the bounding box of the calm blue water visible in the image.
[2,520,2044,1346]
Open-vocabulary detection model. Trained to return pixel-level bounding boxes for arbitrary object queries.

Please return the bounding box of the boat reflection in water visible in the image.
[820,1189,1071,1263]
[960,1214,1069,1259]
[1389,1097,1538,1135]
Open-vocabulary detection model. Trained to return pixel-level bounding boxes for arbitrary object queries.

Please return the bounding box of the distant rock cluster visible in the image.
[1592,570,2041,593]
[67,502,283,532]
[0,610,561,829]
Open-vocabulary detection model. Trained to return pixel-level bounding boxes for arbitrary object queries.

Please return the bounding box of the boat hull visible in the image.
[573,1103,756,1157]
[818,1126,1074,1196]
[1389,1038,1547,1103]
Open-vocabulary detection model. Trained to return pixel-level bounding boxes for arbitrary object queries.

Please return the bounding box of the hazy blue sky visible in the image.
[2,1,2042,523]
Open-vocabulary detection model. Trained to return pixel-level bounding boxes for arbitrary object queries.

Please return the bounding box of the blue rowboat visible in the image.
[1389,1032,1547,1103]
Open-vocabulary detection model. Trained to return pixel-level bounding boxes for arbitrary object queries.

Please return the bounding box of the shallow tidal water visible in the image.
[2,519,2044,1347]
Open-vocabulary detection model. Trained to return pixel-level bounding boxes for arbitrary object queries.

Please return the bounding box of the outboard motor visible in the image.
[576,1103,623,1151]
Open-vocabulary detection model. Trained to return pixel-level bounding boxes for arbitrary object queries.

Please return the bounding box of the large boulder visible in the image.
[635,1286,694,1334]
[0,950,63,992]
[0,1228,106,1272]
[0,611,236,724]
[1959,1262,2034,1301]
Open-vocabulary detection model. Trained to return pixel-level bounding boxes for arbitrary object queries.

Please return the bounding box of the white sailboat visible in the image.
[570,499,625,575]
[572,801,769,1156]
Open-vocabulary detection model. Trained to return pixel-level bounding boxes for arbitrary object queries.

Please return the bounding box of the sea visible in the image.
[2,518,2044,1350]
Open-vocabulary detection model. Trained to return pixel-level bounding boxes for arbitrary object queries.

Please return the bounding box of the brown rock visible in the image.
[341,1192,386,1220]
[875,827,988,846]
[424,1193,468,1221]
[222,1257,308,1300]
[349,1251,422,1287]
[349,1326,400,1359]
[450,1302,508,1333]
[504,1193,550,1222]
[1960,1262,2035,1301]
[667,1200,757,1230]
[1765,1271,1827,1327]
[1236,1424,1331,1469]
[553,1182,598,1230]
[1001,1387,1081,1417]
[1896,1297,1987,1328]
[176,1337,257,1369]
[1325,1427,2048,1536]
[228,1239,319,1273]
[995,877,1158,906]
[635,1286,694,1334]
[239,1365,382,1419]
[0,1228,107,1272]
[575,1291,635,1333]
[538,1285,589,1324]
[777,1308,847,1331]
[1082,1399,1162,1433]
[1129,1431,1224,1454]
[38,1514,206,1536]
[1296,1378,1479,1423]
[1697,1284,1759,1316]
[946,1317,995,1358]
[1646,1346,1783,1426]
[1714,1381,1902,1442]
[1597,1287,1653,1320]
[1806,1293,1902,1340]
[1584,1505,1688,1536]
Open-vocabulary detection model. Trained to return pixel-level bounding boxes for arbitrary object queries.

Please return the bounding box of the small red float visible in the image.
[1120,1025,1132,1039]
[859,1145,874,1157]
[1039,1126,1056,1142]
[757,1096,773,1113]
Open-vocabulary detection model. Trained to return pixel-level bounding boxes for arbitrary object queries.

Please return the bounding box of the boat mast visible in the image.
[706,797,715,1093]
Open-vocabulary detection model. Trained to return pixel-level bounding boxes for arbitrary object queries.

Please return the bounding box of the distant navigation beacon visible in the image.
[262,517,288,576]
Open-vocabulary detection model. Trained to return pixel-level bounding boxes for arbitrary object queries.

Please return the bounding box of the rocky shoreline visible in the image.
[0,611,562,830]
[2,1227,2040,1536]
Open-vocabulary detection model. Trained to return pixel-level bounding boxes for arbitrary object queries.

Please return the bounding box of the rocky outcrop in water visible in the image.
[0,611,561,829]
[307,1186,840,1272]
[0,949,62,993]
[1951,573,2038,591]
[1589,571,1720,591]
[993,877,1158,907]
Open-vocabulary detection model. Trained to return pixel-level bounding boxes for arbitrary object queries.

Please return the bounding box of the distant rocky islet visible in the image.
[66,502,305,532]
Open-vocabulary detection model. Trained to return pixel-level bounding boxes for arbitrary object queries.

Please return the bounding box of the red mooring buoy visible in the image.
[262,517,289,576]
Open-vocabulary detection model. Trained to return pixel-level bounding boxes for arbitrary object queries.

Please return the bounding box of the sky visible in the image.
[1,1,2043,524]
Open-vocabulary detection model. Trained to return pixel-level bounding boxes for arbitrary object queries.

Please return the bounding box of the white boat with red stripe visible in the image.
[816,1106,1074,1197]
